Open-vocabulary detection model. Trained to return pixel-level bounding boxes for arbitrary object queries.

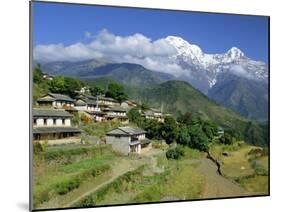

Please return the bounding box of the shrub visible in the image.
[54,177,81,195]
[33,190,50,207]
[166,146,184,160]
[80,195,96,207]
[89,164,111,177]
[251,160,268,176]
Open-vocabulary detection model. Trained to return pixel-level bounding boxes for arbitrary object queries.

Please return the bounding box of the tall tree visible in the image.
[161,116,178,144]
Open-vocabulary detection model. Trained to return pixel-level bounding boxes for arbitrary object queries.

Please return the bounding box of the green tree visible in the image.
[105,82,128,103]
[161,116,178,144]
[143,119,163,140]
[90,85,104,96]
[33,64,44,84]
[177,112,193,126]
[219,132,233,145]
[188,124,209,151]
[64,77,83,98]
[128,108,144,126]
[139,102,150,111]
[49,76,65,93]
[202,120,218,140]
[177,126,190,145]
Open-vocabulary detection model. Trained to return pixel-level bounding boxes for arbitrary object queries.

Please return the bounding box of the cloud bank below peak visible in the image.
[34,29,187,77]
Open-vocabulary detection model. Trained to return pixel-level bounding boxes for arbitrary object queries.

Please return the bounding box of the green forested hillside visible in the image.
[127,80,268,146]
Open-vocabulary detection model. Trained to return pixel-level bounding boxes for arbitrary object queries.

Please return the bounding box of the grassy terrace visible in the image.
[209,142,269,194]
[33,144,115,208]
[73,146,205,207]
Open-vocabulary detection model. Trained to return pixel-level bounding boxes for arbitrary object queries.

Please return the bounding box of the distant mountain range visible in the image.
[39,60,174,87]
[36,36,268,121]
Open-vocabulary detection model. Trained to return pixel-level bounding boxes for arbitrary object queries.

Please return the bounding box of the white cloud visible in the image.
[229,64,255,80]
[33,29,187,77]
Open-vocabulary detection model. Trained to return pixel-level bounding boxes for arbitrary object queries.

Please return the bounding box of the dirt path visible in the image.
[63,158,145,208]
[197,157,249,198]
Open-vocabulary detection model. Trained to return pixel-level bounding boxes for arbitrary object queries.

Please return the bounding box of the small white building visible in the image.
[106,127,151,155]
[37,93,75,109]
[104,107,128,123]
[97,96,119,106]
[33,108,81,144]
[74,98,101,112]
[143,109,165,123]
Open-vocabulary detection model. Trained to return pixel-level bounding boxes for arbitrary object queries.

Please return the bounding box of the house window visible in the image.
[33,119,36,125]
[44,119,47,125]
[54,119,56,125]
[62,119,65,125]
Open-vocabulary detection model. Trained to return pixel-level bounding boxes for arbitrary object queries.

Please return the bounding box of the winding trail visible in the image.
[196,157,249,198]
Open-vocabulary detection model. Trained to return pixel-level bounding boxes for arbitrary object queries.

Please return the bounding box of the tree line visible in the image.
[128,107,237,152]
[33,65,128,103]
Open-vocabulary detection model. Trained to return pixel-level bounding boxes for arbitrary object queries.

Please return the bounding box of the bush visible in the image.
[166,146,184,160]
[251,160,268,176]
[80,195,96,207]
[33,190,50,207]
[89,164,111,177]
[54,177,81,195]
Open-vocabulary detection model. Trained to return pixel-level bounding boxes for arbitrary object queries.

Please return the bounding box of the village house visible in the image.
[33,108,81,145]
[104,106,128,123]
[42,72,54,81]
[105,127,151,155]
[79,86,90,94]
[96,96,119,106]
[217,126,225,136]
[86,111,106,122]
[37,93,75,108]
[120,100,138,109]
[74,98,101,112]
[143,108,165,122]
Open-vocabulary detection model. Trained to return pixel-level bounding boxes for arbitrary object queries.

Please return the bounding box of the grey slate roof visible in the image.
[33,108,73,118]
[106,127,146,136]
[33,127,81,134]
[141,139,151,145]
[38,93,74,102]
[75,99,87,106]
[104,107,126,112]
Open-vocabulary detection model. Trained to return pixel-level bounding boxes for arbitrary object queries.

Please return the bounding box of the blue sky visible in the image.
[32,1,269,63]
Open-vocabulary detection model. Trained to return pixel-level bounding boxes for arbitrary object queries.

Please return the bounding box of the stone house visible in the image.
[104,107,128,123]
[143,108,165,122]
[74,98,101,112]
[97,96,119,106]
[33,108,81,145]
[37,93,75,109]
[105,127,151,155]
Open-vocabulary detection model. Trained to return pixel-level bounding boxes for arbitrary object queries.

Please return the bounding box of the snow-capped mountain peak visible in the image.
[164,35,267,92]
[166,36,203,58]
[226,47,245,59]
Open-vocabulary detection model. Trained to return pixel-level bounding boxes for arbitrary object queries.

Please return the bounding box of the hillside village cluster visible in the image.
[33,83,167,155]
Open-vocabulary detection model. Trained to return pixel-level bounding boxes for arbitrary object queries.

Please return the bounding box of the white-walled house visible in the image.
[106,127,151,155]
[33,108,81,144]
[104,107,128,123]
[97,96,119,106]
[74,98,101,112]
[37,93,75,108]
[143,108,165,122]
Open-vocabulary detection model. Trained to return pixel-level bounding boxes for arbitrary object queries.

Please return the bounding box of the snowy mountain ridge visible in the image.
[165,36,268,89]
